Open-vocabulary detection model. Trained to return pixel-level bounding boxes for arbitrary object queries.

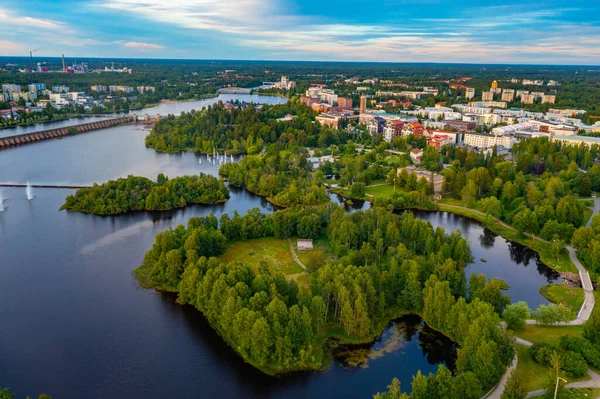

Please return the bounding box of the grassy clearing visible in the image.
[540,284,585,311]
[511,324,584,347]
[515,344,554,392]
[514,344,591,392]
[219,237,306,282]
[295,237,333,266]
[364,184,398,197]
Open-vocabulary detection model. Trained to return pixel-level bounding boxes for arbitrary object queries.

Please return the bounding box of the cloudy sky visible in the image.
[2,0,600,64]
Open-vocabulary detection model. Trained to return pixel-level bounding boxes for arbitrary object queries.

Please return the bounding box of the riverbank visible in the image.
[139,262,448,377]
[437,203,578,274]
[330,185,576,275]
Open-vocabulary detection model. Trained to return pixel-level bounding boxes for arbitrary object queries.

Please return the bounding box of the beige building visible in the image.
[501,89,515,102]
[542,94,556,104]
[482,90,494,101]
[464,132,515,149]
[465,88,475,99]
[397,166,444,194]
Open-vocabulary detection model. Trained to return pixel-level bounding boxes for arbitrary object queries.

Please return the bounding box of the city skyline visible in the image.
[2,0,600,64]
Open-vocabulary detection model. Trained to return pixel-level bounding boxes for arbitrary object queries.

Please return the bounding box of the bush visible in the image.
[560,350,588,377]
[560,335,600,369]
[529,343,588,378]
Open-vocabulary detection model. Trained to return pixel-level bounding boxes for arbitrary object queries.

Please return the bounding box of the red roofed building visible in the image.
[425,129,462,145]
[427,134,453,150]
[402,121,424,137]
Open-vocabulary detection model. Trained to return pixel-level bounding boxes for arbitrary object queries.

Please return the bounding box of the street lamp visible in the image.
[553,377,567,399]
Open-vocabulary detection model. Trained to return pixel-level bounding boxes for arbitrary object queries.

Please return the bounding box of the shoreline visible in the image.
[135,265,450,376]
[0,93,221,131]
[60,198,228,216]
[330,186,576,276]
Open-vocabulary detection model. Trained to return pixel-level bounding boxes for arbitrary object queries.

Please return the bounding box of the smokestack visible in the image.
[62,54,65,72]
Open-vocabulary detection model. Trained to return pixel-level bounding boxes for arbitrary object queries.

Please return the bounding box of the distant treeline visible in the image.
[61,173,229,215]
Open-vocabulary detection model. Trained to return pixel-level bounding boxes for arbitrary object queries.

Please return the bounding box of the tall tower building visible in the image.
[360,96,366,114]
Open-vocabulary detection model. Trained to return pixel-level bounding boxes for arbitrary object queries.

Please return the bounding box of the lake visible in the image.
[0,94,552,398]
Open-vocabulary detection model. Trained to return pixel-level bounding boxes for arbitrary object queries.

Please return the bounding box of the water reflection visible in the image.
[410,210,560,308]
[333,314,457,371]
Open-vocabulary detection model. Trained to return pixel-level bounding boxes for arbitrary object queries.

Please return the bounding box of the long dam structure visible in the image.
[0,116,136,150]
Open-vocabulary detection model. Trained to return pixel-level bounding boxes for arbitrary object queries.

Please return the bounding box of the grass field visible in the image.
[514,344,592,392]
[540,284,585,311]
[364,184,398,197]
[515,344,554,392]
[511,324,584,347]
[295,237,333,269]
[219,237,307,283]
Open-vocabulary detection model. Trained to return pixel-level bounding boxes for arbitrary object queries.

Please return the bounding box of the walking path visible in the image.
[440,203,595,323]
[586,197,600,227]
[445,200,599,399]
[527,368,600,397]
[287,239,307,270]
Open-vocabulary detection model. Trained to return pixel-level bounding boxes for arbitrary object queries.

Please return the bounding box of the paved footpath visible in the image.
[586,197,600,227]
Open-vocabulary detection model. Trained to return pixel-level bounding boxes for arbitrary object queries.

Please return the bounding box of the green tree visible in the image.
[503,301,530,330]
[583,307,600,345]
[501,369,527,399]
[350,182,366,198]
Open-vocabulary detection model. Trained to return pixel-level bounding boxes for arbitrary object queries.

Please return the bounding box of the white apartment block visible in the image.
[91,85,108,92]
[10,92,37,102]
[28,83,47,93]
[464,132,515,149]
[465,88,475,99]
[2,84,21,93]
[52,85,70,93]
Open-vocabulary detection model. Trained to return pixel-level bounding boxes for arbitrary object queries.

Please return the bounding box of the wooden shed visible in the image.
[297,239,313,251]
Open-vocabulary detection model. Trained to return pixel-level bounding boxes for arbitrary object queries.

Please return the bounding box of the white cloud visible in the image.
[122,41,165,50]
[90,0,600,63]
[0,40,25,55]
[0,8,67,30]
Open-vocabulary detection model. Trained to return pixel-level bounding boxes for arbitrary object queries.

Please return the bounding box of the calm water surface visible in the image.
[0,95,551,398]
[0,93,285,139]
[411,210,559,308]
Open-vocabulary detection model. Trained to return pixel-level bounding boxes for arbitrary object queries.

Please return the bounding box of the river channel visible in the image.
[0,94,554,398]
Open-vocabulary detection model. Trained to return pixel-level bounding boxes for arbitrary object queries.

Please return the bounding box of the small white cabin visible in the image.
[297,239,313,251]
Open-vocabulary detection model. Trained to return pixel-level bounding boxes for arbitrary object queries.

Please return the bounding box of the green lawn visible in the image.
[515,344,554,392]
[364,184,398,197]
[511,324,584,347]
[540,284,585,312]
[219,237,306,282]
[295,237,333,268]
[514,344,591,392]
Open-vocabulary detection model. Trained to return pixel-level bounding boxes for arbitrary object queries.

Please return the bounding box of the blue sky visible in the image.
[1,0,600,64]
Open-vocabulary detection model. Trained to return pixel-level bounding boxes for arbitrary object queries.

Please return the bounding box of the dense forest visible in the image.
[144,99,352,154]
[435,139,599,244]
[60,174,229,215]
[572,215,600,274]
[137,205,514,389]
[219,147,329,207]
